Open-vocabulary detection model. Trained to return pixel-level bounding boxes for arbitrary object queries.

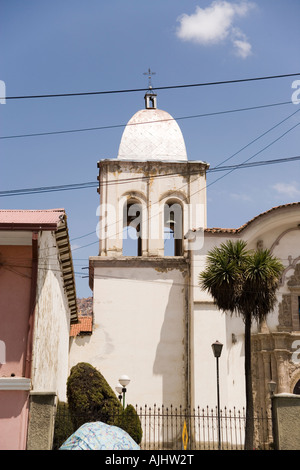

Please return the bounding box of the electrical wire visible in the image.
[209,155,300,172]
[70,112,300,251]
[0,100,292,140]
[1,154,299,199]
[0,262,291,292]
[212,105,300,169]
[3,149,297,258]
[1,97,299,255]
[206,121,300,189]
[3,72,300,101]
[2,73,298,289]
[2,151,299,254]
[0,181,97,197]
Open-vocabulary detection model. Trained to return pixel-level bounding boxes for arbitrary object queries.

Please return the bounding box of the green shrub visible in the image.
[67,362,122,429]
[65,363,142,446]
[115,404,143,445]
[52,401,74,450]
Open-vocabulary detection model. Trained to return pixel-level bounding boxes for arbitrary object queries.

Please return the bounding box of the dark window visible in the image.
[123,202,142,256]
[164,202,183,256]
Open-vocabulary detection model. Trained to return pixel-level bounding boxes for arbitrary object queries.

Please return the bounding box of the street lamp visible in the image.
[268,380,277,449]
[212,340,223,450]
[268,380,276,396]
[115,383,123,403]
[119,375,130,409]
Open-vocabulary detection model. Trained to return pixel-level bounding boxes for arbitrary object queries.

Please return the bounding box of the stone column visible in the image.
[261,351,273,443]
[26,392,56,450]
[275,351,290,394]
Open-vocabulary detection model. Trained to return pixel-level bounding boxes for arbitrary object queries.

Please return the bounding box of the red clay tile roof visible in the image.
[0,209,65,230]
[70,316,93,337]
[205,202,300,234]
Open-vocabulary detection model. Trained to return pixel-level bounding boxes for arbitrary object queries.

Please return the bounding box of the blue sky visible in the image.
[1,0,300,298]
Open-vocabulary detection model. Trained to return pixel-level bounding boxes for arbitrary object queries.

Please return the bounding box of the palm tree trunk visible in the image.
[244,313,254,450]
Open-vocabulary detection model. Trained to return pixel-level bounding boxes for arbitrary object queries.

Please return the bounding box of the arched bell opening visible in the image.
[123,200,142,256]
[164,201,183,256]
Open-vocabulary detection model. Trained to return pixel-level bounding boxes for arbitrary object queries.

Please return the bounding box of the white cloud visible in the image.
[232,38,252,58]
[272,182,300,199]
[231,27,252,58]
[176,1,254,58]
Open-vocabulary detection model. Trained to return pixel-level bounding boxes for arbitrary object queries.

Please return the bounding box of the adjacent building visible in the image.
[191,202,300,414]
[0,209,77,450]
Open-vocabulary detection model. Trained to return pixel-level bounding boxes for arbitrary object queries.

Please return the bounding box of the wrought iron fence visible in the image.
[136,404,272,450]
[53,402,272,450]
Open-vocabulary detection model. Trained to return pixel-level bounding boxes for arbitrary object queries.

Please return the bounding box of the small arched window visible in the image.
[123,201,142,256]
[164,201,183,256]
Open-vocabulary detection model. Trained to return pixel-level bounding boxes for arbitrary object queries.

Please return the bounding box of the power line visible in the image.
[3,72,300,101]
[71,230,96,241]
[2,110,298,255]
[1,154,299,198]
[0,181,97,197]
[1,102,299,202]
[206,121,300,189]
[88,110,300,247]
[210,155,300,172]
[0,100,293,140]
[57,151,300,255]
[1,264,88,279]
[1,262,291,292]
[3,152,299,256]
[1,105,298,255]
[213,104,300,169]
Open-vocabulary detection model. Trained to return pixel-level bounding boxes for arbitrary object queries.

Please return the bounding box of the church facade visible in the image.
[192,202,300,416]
[69,91,300,419]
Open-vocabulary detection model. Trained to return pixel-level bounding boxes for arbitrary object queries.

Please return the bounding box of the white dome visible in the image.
[117,107,187,161]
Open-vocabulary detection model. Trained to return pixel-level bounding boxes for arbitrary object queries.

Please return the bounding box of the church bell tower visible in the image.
[96,87,209,258]
[89,84,209,409]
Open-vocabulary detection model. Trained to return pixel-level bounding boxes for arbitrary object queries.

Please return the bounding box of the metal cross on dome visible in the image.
[143,68,156,90]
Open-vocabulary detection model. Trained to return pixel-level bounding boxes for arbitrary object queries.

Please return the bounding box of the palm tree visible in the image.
[199,240,283,450]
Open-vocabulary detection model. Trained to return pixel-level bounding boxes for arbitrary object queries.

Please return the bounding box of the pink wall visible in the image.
[0,245,32,449]
[0,390,29,450]
[0,245,32,377]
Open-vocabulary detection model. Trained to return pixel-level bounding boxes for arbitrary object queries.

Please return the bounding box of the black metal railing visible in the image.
[136,404,272,450]
[53,402,272,450]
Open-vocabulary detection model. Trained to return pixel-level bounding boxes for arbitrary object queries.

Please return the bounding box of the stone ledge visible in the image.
[89,255,189,269]
[0,377,31,390]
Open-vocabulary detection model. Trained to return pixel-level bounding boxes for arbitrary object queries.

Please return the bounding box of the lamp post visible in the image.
[115,384,123,403]
[119,375,130,409]
[268,380,276,395]
[212,340,223,450]
[268,380,277,449]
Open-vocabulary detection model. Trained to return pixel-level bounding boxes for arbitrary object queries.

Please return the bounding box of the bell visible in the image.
[165,219,176,226]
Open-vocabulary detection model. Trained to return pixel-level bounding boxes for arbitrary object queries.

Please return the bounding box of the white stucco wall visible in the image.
[31,231,71,401]
[70,262,188,408]
[191,301,246,410]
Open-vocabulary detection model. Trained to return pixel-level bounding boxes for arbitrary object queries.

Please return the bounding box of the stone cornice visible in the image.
[0,377,31,390]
